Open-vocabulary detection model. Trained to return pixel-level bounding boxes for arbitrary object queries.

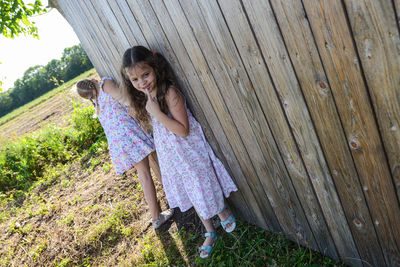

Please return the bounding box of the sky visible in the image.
[0,1,80,90]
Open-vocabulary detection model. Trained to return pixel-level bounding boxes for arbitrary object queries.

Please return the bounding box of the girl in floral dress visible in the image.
[120,46,238,258]
[76,77,173,228]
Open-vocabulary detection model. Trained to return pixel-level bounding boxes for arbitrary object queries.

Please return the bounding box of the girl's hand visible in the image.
[144,89,161,116]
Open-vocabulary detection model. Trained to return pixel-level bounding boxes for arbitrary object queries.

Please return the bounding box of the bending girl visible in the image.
[76,76,173,229]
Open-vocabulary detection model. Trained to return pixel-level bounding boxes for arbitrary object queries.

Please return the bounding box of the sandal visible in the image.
[219,206,236,233]
[198,232,217,258]
[152,208,174,229]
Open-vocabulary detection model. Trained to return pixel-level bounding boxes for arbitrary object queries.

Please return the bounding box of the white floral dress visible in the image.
[97,77,154,175]
[152,105,238,219]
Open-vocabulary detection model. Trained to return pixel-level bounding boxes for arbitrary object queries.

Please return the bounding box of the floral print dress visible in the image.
[152,105,238,220]
[97,77,154,175]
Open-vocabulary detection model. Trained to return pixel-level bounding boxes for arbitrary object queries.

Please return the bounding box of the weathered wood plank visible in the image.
[148,0,268,228]
[60,1,111,76]
[105,0,138,47]
[74,0,120,80]
[56,1,100,73]
[394,0,400,25]
[158,0,283,230]
[58,0,109,77]
[343,0,400,206]
[85,0,125,60]
[114,0,148,47]
[238,0,358,263]
[210,0,339,259]
[96,0,131,51]
[175,0,319,245]
[269,0,386,265]
[125,0,263,226]
[194,0,324,252]
[79,0,120,79]
[303,0,400,265]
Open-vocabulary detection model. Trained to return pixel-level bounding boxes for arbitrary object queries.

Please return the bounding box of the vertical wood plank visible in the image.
[159,0,283,231]
[56,1,99,73]
[176,0,319,247]
[115,0,148,47]
[195,0,331,255]
[269,0,386,265]
[105,0,138,47]
[303,0,400,265]
[58,0,109,77]
[80,0,120,79]
[238,0,359,263]
[75,0,120,79]
[343,0,400,205]
[209,0,339,259]
[97,0,131,51]
[146,0,272,229]
[394,0,400,26]
[85,0,125,60]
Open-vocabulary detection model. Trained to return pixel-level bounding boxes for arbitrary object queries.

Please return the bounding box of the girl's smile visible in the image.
[126,64,157,96]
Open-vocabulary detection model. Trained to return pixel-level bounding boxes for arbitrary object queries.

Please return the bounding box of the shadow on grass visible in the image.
[154,207,203,266]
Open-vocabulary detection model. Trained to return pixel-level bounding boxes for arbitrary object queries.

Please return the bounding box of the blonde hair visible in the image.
[76,79,99,117]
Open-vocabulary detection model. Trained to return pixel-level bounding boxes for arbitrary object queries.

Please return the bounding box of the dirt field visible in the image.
[0,70,98,140]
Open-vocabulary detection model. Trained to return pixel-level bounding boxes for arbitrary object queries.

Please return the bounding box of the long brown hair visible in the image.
[120,46,179,128]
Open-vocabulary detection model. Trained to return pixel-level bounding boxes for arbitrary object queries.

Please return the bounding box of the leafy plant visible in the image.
[0,102,105,192]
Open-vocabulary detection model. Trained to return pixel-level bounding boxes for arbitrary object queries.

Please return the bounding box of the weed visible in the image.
[102,162,112,173]
[0,101,105,193]
[55,258,71,267]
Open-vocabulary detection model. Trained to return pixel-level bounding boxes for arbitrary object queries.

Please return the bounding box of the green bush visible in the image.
[0,103,105,192]
[69,102,105,151]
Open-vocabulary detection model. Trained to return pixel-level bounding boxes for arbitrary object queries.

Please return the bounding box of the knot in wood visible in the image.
[353,218,363,228]
[319,81,326,89]
[349,138,361,151]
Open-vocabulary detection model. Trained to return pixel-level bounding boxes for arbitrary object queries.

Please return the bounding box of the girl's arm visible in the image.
[102,79,132,106]
[146,87,189,137]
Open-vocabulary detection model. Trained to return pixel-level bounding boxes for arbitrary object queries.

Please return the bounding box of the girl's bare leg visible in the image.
[134,156,160,220]
[148,151,162,183]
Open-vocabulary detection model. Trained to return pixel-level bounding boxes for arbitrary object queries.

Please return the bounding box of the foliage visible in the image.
[0,0,47,39]
[0,102,104,192]
[0,44,93,117]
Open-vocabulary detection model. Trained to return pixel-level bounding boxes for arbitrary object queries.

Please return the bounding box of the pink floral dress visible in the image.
[97,77,154,175]
[152,105,238,220]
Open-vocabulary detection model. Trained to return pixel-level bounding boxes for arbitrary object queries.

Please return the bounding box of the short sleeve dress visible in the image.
[97,77,155,175]
[152,103,238,220]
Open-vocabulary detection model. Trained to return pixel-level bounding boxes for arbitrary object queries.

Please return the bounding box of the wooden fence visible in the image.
[53,0,400,266]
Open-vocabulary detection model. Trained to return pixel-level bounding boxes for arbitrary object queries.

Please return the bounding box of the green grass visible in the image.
[127,220,344,267]
[0,101,105,193]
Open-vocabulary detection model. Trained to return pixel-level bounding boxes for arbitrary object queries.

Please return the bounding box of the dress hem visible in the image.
[115,148,155,175]
[168,188,238,220]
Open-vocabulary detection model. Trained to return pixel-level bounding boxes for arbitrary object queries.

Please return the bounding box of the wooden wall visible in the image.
[54,0,400,266]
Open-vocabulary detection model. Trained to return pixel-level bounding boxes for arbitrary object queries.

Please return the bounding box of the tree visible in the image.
[0,0,47,39]
[0,44,93,117]
[61,44,93,81]
[0,0,48,92]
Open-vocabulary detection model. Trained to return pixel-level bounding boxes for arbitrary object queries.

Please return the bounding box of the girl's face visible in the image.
[126,64,157,95]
